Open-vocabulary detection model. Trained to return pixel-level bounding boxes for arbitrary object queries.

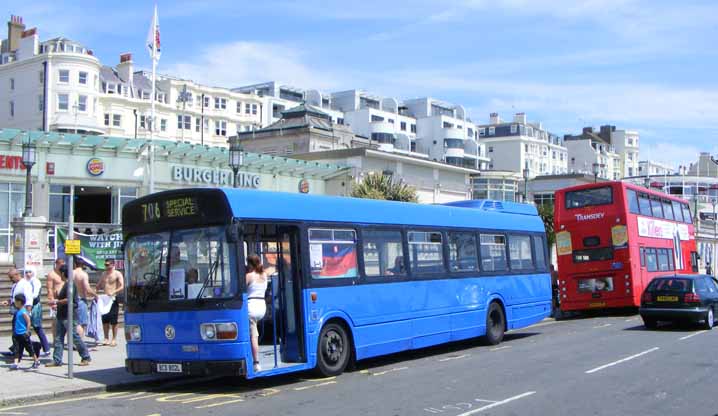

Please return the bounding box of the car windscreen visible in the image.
[647,278,693,292]
[565,186,613,209]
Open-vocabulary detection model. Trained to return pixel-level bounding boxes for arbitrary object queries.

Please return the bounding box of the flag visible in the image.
[146,4,161,61]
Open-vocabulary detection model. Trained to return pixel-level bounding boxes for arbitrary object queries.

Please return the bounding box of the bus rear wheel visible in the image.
[485,302,505,345]
[316,322,350,377]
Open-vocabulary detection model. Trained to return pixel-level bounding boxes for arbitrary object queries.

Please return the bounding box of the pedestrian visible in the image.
[245,254,268,373]
[46,265,91,367]
[0,268,26,356]
[72,256,96,340]
[96,259,124,347]
[11,294,40,370]
[550,264,560,317]
[25,267,50,356]
[46,258,65,344]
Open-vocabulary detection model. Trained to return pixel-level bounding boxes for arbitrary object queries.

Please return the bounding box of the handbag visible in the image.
[31,303,42,328]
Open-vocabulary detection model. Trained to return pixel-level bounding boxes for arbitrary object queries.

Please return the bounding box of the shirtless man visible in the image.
[47,258,65,343]
[73,256,97,339]
[96,259,124,346]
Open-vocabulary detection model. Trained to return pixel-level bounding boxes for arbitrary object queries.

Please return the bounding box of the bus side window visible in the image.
[532,235,547,271]
[627,190,640,214]
[672,200,684,223]
[682,204,693,224]
[638,193,651,216]
[639,247,645,267]
[645,248,658,272]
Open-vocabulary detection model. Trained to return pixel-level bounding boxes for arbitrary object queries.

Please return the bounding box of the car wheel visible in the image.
[642,316,658,329]
[703,307,714,330]
[484,302,506,345]
[315,322,351,377]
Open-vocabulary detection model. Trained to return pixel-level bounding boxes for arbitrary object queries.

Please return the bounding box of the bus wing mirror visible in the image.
[226,221,242,243]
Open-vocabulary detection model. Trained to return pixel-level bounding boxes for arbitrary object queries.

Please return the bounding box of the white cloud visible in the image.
[163,41,343,90]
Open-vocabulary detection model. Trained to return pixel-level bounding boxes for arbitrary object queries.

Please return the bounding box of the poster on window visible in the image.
[637,217,690,240]
[310,243,324,270]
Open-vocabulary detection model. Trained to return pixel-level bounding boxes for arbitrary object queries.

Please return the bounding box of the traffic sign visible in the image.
[65,239,81,255]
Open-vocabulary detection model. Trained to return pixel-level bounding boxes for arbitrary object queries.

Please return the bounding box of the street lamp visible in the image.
[228,136,243,188]
[592,162,600,183]
[522,168,529,203]
[21,136,37,217]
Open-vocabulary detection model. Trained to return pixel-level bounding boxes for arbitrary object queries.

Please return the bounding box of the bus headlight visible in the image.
[200,323,237,341]
[125,325,141,342]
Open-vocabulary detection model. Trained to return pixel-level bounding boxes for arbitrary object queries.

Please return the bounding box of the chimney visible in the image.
[582,127,593,135]
[117,52,133,85]
[513,112,527,124]
[489,112,501,124]
[5,15,26,53]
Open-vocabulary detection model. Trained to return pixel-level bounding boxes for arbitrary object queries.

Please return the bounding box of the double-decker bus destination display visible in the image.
[141,196,199,223]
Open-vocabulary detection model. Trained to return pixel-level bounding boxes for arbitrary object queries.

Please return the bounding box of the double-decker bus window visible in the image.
[627,190,640,214]
[638,193,651,215]
[362,230,405,277]
[480,234,508,272]
[509,235,534,270]
[572,247,613,263]
[667,248,675,270]
[309,228,358,279]
[408,231,445,274]
[565,186,613,209]
[533,236,547,271]
[645,248,658,272]
[650,196,663,218]
[661,199,674,220]
[447,232,479,272]
[639,247,645,266]
[682,203,693,224]
[657,248,670,271]
[672,200,684,222]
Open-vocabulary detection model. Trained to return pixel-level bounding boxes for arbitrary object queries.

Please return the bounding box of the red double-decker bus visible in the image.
[555,181,698,312]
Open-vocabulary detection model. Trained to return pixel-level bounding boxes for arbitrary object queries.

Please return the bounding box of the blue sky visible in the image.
[12,0,718,167]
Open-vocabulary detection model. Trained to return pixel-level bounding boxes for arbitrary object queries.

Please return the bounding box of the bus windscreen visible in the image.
[565,187,613,209]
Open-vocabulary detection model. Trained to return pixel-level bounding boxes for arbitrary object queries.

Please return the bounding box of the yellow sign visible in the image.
[65,239,81,255]
[611,225,628,248]
[556,231,572,256]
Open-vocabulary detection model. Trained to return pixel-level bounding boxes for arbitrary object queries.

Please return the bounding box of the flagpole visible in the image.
[148,5,158,195]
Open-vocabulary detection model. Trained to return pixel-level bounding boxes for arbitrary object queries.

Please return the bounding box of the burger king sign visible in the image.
[86,158,105,177]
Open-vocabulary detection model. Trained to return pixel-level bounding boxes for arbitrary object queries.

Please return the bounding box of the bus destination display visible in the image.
[141,196,199,223]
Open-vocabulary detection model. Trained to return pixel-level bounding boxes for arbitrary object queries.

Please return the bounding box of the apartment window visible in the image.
[251,104,257,115]
[337,118,345,125]
[112,114,121,127]
[9,101,14,117]
[38,95,43,112]
[160,118,167,132]
[236,102,242,113]
[59,69,69,83]
[215,120,227,136]
[78,71,87,85]
[104,113,110,126]
[552,151,556,160]
[10,78,14,90]
[371,115,384,122]
[388,119,394,124]
[77,95,87,112]
[479,127,486,137]
[411,124,417,133]
[140,115,146,129]
[524,144,529,152]
[203,95,210,108]
[57,94,69,110]
[177,114,191,130]
[488,146,493,153]
[195,117,201,132]
[443,121,453,128]
[510,124,518,134]
[39,70,44,84]
[400,121,407,131]
[488,127,495,136]
[214,97,227,110]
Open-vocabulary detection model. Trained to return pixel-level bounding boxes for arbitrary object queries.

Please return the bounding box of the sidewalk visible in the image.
[0,334,179,406]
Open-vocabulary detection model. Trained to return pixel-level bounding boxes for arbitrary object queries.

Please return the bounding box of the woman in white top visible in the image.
[246,254,268,372]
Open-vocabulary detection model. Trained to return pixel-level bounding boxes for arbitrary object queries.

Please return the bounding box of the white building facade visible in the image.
[638,160,674,177]
[477,112,568,178]
[564,127,622,180]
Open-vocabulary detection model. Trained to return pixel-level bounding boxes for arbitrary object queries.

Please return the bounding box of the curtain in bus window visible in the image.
[509,235,534,270]
[638,193,651,216]
[480,234,507,272]
[627,190,640,214]
[362,230,405,277]
[645,248,658,272]
[672,200,684,223]
[533,236,547,271]
[448,232,479,272]
[650,197,664,218]
[408,231,445,274]
[309,229,358,279]
[661,200,674,221]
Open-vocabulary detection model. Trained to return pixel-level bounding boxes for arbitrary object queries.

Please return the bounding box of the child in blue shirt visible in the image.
[12,294,39,370]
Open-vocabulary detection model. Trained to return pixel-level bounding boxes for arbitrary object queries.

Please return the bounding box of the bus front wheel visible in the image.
[485,302,505,345]
[316,322,350,377]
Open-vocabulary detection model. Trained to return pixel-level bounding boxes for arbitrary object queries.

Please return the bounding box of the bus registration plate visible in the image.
[588,302,606,308]
[157,363,182,373]
[656,296,678,302]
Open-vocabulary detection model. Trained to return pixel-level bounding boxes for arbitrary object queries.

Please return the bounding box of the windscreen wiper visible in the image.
[140,272,165,307]
[196,259,220,303]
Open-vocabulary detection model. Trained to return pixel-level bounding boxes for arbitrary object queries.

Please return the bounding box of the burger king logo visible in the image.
[298,178,310,194]
[86,158,105,176]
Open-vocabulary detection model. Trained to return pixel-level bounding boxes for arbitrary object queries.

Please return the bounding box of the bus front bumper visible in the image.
[125,359,246,377]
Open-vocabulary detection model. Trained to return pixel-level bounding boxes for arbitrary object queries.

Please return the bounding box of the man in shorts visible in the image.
[73,256,96,339]
[46,258,64,343]
[96,259,124,346]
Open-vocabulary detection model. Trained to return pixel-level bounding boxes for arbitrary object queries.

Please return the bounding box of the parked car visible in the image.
[639,274,718,329]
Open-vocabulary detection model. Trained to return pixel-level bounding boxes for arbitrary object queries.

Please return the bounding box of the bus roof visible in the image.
[556,181,690,204]
[221,188,545,232]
